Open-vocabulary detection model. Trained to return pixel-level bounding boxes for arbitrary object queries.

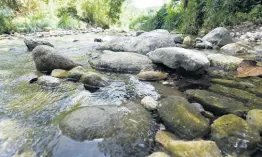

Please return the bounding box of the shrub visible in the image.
[0,8,13,34]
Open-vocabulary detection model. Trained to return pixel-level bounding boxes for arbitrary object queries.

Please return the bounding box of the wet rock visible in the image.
[186,89,248,116]
[202,27,233,47]
[67,66,87,81]
[37,76,61,87]
[32,45,78,73]
[94,38,102,42]
[208,54,243,71]
[175,75,211,91]
[59,103,154,157]
[51,69,69,78]
[148,47,210,74]
[141,96,158,110]
[158,96,209,139]
[211,114,261,156]
[100,29,176,54]
[89,50,153,73]
[155,131,222,157]
[147,152,171,157]
[183,36,194,47]
[172,34,183,44]
[136,30,145,36]
[195,38,213,49]
[136,71,167,81]
[221,43,254,55]
[190,103,205,113]
[246,109,262,133]
[211,79,255,89]
[81,72,108,90]
[24,38,54,51]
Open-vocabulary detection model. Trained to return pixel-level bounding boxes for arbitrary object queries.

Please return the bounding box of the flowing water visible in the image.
[0,33,183,157]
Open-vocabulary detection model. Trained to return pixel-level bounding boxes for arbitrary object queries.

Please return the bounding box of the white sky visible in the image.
[133,0,170,8]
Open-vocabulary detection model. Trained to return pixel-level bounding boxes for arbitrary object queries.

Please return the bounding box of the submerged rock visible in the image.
[24,38,54,51]
[186,89,248,116]
[67,66,87,81]
[246,109,262,133]
[51,69,69,78]
[89,50,153,73]
[158,96,209,139]
[148,47,210,74]
[81,72,108,90]
[32,45,77,73]
[141,96,158,110]
[208,54,243,71]
[211,114,261,156]
[100,29,175,54]
[136,71,167,81]
[202,27,233,47]
[59,103,154,157]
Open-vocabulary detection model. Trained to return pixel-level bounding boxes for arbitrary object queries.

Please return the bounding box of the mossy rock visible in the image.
[211,114,261,156]
[246,109,262,133]
[158,96,209,140]
[67,66,87,81]
[209,84,262,109]
[51,69,69,78]
[186,89,248,116]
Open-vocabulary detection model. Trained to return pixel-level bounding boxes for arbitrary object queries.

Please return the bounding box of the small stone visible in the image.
[183,36,193,47]
[38,76,61,87]
[51,69,69,78]
[81,72,108,90]
[141,96,158,110]
[67,66,87,81]
[162,81,169,85]
[136,71,167,81]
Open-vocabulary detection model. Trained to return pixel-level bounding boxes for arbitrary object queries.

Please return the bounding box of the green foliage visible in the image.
[0,8,13,34]
[58,14,80,29]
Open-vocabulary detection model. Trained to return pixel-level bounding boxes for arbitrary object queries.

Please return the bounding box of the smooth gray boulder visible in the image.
[37,76,61,87]
[148,47,210,73]
[24,38,54,51]
[89,50,153,73]
[202,27,233,47]
[32,45,78,73]
[158,96,209,139]
[81,72,108,89]
[100,29,176,54]
[59,103,154,157]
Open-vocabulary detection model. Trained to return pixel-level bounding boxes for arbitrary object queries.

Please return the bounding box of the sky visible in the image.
[133,0,171,9]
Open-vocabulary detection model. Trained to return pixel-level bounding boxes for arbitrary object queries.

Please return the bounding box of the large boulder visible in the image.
[24,38,54,51]
[186,89,248,116]
[32,45,78,73]
[208,54,243,71]
[89,50,153,73]
[59,103,154,157]
[148,47,210,73]
[100,29,176,54]
[202,27,233,47]
[211,114,261,156]
[158,96,209,139]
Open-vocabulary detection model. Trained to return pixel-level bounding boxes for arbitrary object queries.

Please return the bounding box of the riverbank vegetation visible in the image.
[130,0,262,34]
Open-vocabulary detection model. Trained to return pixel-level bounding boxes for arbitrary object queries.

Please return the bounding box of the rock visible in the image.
[221,43,254,54]
[89,50,153,73]
[172,34,183,44]
[202,27,233,47]
[208,54,243,71]
[100,29,176,54]
[32,45,78,73]
[141,96,158,110]
[59,103,154,157]
[211,114,261,156]
[94,38,102,42]
[147,152,171,157]
[155,131,222,157]
[148,47,210,74]
[136,71,167,81]
[51,69,69,78]
[37,76,61,87]
[190,103,205,113]
[186,89,248,116]
[183,36,193,47]
[158,96,209,139]
[24,38,54,51]
[195,39,213,49]
[81,72,108,90]
[136,30,145,36]
[175,75,211,91]
[246,109,262,133]
[67,66,87,81]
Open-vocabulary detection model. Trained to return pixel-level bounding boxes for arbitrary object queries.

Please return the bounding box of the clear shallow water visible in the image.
[0,34,169,157]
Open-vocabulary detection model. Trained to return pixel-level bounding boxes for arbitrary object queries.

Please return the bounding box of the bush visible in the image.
[0,8,13,34]
[58,14,81,29]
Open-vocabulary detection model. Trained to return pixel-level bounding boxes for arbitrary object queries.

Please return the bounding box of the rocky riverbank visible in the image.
[1,26,262,157]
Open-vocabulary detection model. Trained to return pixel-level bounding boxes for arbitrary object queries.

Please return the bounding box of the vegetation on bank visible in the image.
[130,0,262,34]
[0,0,125,34]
